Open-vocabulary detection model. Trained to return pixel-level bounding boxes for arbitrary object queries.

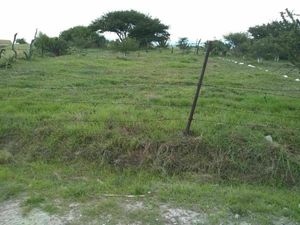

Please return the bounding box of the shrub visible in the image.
[16,38,27,44]
[59,26,107,49]
[35,33,69,56]
[177,37,191,54]
[111,38,139,56]
[47,38,69,56]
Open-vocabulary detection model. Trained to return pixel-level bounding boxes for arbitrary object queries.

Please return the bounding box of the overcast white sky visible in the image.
[1,0,299,43]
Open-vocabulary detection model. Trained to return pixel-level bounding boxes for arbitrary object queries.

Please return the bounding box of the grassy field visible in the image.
[1,49,299,183]
[0,49,300,224]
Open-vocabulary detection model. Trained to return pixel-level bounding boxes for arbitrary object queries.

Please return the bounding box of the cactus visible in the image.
[0,49,5,58]
[24,29,38,60]
[12,33,18,60]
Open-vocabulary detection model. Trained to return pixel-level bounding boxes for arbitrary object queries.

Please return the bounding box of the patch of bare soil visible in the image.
[0,199,298,225]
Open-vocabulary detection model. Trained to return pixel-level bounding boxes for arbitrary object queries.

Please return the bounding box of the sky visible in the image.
[1,0,299,43]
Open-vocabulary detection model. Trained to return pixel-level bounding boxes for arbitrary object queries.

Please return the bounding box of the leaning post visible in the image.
[184,41,213,135]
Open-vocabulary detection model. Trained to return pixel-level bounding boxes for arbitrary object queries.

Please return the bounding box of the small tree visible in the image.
[280,8,300,68]
[47,38,69,56]
[35,33,68,57]
[16,38,27,44]
[112,37,139,56]
[195,39,201,55]
[35,32,50,56]
[60,26,107,48]
[177,37,190,54]
[224,32,251,56]
[210,40,230,56]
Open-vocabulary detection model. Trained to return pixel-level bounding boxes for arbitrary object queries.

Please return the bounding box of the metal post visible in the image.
[185,41,212,135]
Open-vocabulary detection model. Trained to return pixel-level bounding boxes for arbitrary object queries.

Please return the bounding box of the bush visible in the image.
[0,50,15,69]
[35,33,69,56]
[59,26,107,49]
[16,38,27,44]
[111,38,139,56]
[177,37,191,54]
[47,38,69,56]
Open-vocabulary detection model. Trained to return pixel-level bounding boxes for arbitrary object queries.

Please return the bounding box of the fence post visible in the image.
[185,41,212,135]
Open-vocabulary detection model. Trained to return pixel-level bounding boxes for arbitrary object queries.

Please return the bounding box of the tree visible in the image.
[210,40,230,56]
[248,9,300,65]
[176,37,190,54]
[16,38,27,44]
[129,17,169,48]
[156,35,169,48]
[195,39,201,55]
[112,37,139,56]
[279,8,300,67]
[224,32,251,56]
[60,26,107,48]
[35,33,68,56]
[47,38,68,56]
[34,32,51,56]
[90,10,169,48]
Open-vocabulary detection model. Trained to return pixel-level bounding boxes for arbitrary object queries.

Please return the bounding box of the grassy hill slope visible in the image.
[0,49,299,184]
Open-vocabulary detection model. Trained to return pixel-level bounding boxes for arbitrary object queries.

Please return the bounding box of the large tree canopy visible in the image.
[90,10,169,47]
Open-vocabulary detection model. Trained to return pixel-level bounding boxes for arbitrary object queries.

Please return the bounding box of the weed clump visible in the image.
[0,150,13,164]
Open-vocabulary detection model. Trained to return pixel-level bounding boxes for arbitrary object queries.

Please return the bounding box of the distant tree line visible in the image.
[4,8,299,68]
[33,10,170,57]
[209,9,300,68]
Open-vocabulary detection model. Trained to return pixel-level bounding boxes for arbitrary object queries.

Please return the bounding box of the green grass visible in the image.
[0,162,299,224]
[0,49,300,185]
[0,49,300,223]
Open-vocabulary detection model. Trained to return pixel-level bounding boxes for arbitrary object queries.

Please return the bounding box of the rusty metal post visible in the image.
[185,41,212,135]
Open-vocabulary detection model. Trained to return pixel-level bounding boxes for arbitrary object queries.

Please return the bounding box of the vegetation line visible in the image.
[1,82,299,93]
[2,115,299,132]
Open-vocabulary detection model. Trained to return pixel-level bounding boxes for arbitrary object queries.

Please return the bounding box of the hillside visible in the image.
[0,49,300,184]
[0,49,300,224]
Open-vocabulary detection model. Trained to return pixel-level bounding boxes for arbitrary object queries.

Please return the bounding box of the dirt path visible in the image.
[0,198,298,225]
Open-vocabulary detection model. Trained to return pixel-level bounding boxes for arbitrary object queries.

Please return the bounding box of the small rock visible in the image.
[234,214,240,219]
[265,135,273,143]
[69,203,79,208]
[296,78,300,82]
[239,62,244,65]
[248,64,255,68]
[283,75,288,78]
[265,69,269,72]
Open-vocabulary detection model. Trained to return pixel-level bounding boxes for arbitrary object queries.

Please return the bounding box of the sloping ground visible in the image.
[1,49,299,184]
